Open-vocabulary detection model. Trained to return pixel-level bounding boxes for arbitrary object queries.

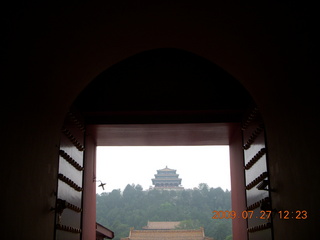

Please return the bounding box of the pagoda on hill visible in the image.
[152,166,184,190]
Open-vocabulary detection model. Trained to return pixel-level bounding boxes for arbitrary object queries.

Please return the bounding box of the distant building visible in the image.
[142,221,180,230]
[121,224,213,240]
[151,166,184,190]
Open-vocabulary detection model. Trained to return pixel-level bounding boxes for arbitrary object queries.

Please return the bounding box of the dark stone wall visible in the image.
[1,1,318,239]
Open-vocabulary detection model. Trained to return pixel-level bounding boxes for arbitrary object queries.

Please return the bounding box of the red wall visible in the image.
[1,1,318,239]
[82,132,97,239]
[229,124,248,240]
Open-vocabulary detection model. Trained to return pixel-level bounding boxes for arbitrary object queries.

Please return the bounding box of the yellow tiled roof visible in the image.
[123,228,213,240]
[129,229,204,240]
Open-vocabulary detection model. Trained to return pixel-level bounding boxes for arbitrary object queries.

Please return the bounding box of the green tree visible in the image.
[96,183,232,240]
[123,184,136,200]
[199,183,209,195]
[225,235,233,240]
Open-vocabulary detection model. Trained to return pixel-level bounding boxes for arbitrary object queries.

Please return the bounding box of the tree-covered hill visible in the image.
[96,183,232,240]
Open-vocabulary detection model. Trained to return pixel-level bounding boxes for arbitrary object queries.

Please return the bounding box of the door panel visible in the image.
[54,111,85,240]
[242,108,273,240]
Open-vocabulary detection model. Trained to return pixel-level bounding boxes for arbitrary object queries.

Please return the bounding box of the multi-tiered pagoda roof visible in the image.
[152,166,183,190]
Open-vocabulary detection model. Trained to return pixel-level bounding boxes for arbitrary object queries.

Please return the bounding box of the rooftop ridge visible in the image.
[133,229,203,232]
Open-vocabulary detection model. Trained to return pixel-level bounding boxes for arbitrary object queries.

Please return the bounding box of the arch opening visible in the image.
[65,48,261,240]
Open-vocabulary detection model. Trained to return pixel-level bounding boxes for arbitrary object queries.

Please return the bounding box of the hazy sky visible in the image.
[96,145,231,194]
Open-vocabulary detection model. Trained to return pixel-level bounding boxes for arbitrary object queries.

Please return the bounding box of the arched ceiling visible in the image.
[74,48,254,124]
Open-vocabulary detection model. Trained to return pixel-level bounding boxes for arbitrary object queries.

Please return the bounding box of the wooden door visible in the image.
[242,107,273,240]
[54,111,85,240]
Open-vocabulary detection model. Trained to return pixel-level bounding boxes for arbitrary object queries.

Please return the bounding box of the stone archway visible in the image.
[69,48,257,240]
[3,2,317,240]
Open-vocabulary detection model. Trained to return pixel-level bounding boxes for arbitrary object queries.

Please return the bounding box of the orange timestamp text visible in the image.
[212,210,308,220]
[212,210,271,220]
